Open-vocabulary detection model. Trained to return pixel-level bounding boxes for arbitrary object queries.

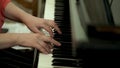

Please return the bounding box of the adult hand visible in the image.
[16,33,61,54]
[23,16,62,37]
[5,2,62,36]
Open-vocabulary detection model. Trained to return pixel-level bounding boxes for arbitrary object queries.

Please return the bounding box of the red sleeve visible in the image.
[0,0,11,32]
[0,0,11,16]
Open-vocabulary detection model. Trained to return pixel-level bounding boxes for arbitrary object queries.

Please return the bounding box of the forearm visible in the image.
[4,2,32,23]
[0,33,18,49]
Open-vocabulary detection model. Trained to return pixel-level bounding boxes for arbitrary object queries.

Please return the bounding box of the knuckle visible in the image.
[41,42,47,46]
[53,23,57,26]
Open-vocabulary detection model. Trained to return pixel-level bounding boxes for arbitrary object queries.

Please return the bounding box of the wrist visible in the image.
[20,13,33,24]
[0,33,19,48]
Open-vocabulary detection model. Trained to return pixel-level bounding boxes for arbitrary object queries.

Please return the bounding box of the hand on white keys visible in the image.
[21,15,62,54]
[40,28,57,53]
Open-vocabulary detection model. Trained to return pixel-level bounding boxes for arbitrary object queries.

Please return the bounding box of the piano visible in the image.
[37,0,120,68]
[37,0,85,68]
[1,0,120,68]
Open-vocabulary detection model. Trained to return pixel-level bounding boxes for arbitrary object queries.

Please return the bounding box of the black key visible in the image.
[53,49,72,55]
[55,11,64,15]
[56,0,64,2]
[55,16,64,20]
[52,54,75,59]
[52,59,82,67]
[55,2,64,6]
[54,37,72,42]
[55,7,64,11]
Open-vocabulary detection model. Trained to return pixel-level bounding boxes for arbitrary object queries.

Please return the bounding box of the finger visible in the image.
[30,26,40,33]
[47,20,62,34]
[46,42,53,49]
[52,23,62,34]
[46,43,53,53]
[30,27,45,35]
[38,41,51,54]
[51,39,61,46]
[45,37,61,46]
[34,44,48,54]
[42,25,54,37]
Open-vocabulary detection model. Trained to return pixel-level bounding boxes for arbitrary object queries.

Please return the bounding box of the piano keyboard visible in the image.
[5,0,119,67]
[37,0,120,68]
[1,0,89,68]
[52,0,82,67]
[37,0,87,68]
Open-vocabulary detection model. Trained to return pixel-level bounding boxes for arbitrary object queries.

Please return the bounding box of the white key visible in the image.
[37,0,55,68]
